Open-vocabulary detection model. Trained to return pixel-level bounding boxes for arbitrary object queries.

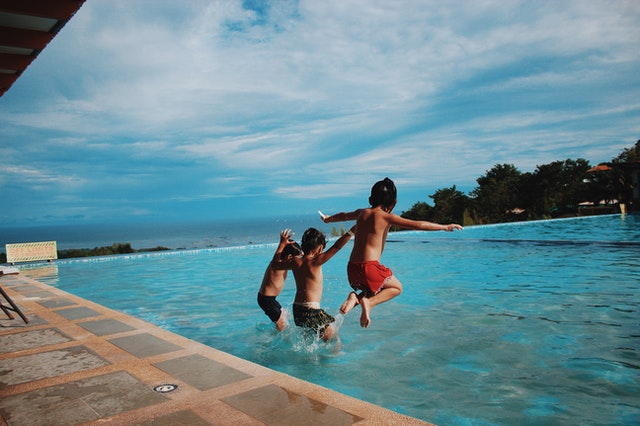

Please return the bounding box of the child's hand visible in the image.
[280,229,294,242]
[318,211,329,223]
[445,224,463,231]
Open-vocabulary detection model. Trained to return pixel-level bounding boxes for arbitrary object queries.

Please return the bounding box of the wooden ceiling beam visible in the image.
[0,52,36,71]
[0,0,86,21]
[0,26,53,50]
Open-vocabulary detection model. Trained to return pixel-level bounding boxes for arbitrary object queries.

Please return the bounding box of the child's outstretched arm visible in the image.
[388,214,463,231]
[316,225,356,265]
[320,209,361,223]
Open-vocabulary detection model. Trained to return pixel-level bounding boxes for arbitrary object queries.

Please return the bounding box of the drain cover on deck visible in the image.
[153,384,178,393]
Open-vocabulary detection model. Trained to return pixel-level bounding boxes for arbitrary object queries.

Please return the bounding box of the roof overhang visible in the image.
[587,162,640,173]
[0,0,86,97]
[586,164,613,173]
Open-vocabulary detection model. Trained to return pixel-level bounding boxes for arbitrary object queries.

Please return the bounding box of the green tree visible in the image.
[429,186,471,224]
[525,159,592,217]
[470,164,524,223]
[401,201,435,222]
[331,226,345,236]
[581,165,616,206]
[611,139,640,207]
[615,139,640,163]
[581,140,639,209]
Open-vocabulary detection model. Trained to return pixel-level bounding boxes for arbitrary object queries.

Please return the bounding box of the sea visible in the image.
[0,214,328,253]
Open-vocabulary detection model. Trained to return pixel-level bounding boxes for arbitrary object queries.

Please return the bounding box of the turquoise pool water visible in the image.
[22,214,640,425]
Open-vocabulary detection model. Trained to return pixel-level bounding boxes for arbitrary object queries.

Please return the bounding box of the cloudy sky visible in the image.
[1,0,639,226]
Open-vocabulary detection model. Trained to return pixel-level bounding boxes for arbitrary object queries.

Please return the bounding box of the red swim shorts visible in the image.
[347,261,393,295]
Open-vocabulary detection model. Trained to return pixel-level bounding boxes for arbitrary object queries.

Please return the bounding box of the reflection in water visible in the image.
[18,263,59,284]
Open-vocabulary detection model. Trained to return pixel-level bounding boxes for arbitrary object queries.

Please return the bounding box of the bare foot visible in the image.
[359,297,371,328]
[340,292,359,314]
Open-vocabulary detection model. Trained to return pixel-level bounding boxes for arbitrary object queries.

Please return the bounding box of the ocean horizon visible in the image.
[3,213,635,257]
[0,213,333,253]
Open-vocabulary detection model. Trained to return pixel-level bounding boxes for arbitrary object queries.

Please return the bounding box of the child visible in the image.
[321,177,462,328]
[257,229,302,331]
[272,226,354,341]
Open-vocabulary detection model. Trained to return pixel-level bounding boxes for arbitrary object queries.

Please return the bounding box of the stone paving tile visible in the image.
[78,318,136,336]
[6,284,41,292]
[109,333,183,358]
[0,371,168,426]
[0,390,99,426]
[38,298,76,309]
[154,354,252,391]
[0,328,72,354]
[0,345,110,386]
[78,371,169,417]
[54,306,101,320]
[23,290,57,298]
[222,383,363,426]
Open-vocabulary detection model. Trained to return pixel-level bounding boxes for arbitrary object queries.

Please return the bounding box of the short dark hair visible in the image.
[280,241,302,259]
[369,177,397,208]
[301,228,326,253]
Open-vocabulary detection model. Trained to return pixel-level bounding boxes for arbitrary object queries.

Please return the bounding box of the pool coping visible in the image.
[0,273,433,425]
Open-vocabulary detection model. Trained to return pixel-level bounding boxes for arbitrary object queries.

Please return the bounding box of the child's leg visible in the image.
[275,312,287,331]
[359,276,402,328]
[339,291,359,314]
[321,323,336,342]
[320,324,342,352]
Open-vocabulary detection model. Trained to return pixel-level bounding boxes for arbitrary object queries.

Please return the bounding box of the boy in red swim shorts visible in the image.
[321,177,462,328]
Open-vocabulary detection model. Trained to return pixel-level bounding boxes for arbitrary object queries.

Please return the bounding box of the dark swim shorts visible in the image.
[292,303,334,333]
[257,293,282,322]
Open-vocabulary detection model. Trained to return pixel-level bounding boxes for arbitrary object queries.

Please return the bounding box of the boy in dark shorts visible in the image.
[272,226,354,341]
[257,229,302,331]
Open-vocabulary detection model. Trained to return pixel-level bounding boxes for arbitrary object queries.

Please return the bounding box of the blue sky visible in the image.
[1,0,639,226]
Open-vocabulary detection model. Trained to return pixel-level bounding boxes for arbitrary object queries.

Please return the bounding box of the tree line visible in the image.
[0,243,170,264]
[401,140,639,226]
[56,243,170,259]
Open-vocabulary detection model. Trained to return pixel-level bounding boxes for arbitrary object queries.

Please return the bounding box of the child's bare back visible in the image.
[321,177,462,328]
[258,229,302,331]
[273,227,354,341]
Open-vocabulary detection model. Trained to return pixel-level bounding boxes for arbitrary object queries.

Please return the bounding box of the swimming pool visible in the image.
[22,214,640,425]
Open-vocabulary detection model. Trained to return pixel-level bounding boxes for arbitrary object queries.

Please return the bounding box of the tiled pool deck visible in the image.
[0,273,432,426]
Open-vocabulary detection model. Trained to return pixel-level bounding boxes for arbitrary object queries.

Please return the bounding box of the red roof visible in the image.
[0,0,86,97]
[586,164,613,173]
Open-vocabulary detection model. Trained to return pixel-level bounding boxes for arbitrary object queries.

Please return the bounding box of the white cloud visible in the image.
[2,166,83,187]
[1,0,639,224]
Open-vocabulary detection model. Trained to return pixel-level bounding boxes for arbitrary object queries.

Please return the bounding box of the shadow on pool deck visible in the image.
[0,273,433,426]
